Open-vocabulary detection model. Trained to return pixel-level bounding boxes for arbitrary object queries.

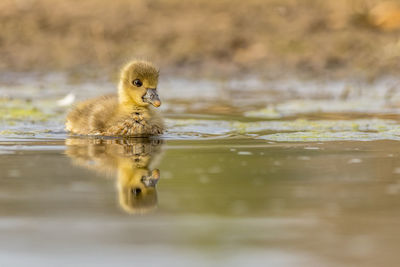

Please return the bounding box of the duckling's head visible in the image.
[118,168,160,214]
[119,60,161,108]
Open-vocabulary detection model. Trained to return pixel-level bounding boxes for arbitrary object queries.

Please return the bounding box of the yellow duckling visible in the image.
[66,60,164,136]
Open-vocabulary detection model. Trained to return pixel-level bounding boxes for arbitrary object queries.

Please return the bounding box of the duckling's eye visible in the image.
[132,79,143,87]
[131,187,142,195]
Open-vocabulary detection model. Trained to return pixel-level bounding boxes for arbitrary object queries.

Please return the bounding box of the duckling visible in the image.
[65,138,163,214]
[66,60,164,136]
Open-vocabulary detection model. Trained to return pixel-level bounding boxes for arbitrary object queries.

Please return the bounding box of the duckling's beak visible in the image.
[142,89,161,107]
[140,169,160,187]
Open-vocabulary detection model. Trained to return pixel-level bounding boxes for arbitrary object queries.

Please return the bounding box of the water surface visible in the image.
[1,76,400,266]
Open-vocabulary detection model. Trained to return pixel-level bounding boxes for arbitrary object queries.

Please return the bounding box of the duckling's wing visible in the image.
[66,94,118,135]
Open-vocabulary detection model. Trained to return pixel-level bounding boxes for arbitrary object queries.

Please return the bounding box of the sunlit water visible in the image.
[1,74,400,266]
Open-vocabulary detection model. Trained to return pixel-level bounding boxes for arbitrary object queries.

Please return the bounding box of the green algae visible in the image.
[0,129,52,136]
[258,131,400,142]
[0,99,52,123]
[166,118,400,133]
[0,130,36,136]
[3,107,49,121]
[245,99,400,118]
[165,118,400,141]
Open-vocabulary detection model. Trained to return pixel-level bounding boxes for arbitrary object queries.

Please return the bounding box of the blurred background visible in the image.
[2,0,400,80]
[3,2,400,266]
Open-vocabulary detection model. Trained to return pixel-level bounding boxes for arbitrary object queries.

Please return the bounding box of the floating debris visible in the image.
[57,93,76,106]
[238,151,253,155]
[348,158,363,164]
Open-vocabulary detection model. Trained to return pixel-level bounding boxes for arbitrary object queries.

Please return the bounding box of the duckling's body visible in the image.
[66,61,164,136]
[66,94,163,136]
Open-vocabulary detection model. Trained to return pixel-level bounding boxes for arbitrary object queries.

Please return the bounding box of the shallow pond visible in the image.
[1,75,400,266]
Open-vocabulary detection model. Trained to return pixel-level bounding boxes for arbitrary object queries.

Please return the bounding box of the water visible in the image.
[1,74,400,266]
[1,139,400,266]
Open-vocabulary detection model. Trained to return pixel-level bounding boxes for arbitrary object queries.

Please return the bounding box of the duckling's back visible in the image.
[66,94,118,135]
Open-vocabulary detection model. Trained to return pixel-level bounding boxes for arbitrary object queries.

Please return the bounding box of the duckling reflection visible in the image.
[65,138,163,214]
